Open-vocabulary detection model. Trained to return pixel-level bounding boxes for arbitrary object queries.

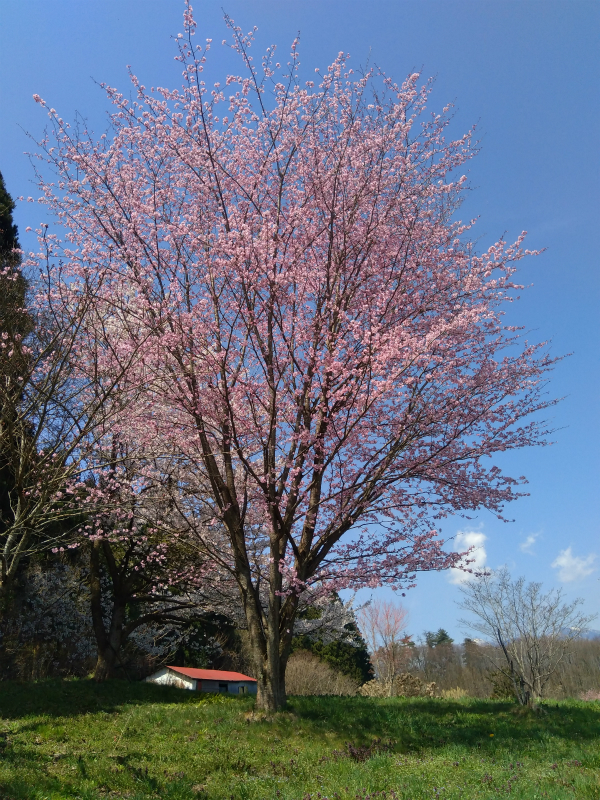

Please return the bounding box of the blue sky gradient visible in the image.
[1,0,598,641]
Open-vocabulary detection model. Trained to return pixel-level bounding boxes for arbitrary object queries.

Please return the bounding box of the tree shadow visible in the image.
[286,695,600,751]
[0,678,238,720]
[1,682,598,754]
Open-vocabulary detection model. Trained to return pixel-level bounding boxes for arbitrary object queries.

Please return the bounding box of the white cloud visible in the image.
[551,547,597,583]
[519,533,539,555]
[449,531,488,585]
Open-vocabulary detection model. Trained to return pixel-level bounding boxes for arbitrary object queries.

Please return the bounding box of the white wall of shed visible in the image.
[145,668,196,690]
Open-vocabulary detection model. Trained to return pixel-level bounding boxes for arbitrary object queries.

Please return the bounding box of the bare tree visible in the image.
[458,567,596,705]
[0,227,144,597]
[358,598,411,691]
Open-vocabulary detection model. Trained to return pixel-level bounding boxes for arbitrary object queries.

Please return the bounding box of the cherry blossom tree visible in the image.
[27,3,557,710]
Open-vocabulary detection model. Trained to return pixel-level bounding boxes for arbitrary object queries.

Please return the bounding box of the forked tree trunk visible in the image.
[241,558,296,712]
[246,606,291,712]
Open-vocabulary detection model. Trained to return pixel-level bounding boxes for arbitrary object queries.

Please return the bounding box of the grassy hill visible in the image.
[0,680,598,799]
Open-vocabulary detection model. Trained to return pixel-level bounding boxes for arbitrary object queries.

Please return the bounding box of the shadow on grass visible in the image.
[0,678,229,719]
[1,681,598,754]
[286,695,600,752]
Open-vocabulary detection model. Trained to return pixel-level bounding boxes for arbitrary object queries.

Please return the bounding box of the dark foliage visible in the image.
[0,171,33,563]
[291,628,372,684]
[169,612,241,671]
[424,628,454,648]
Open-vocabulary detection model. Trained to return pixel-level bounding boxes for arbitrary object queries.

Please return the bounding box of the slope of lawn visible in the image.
[0,679,599,799]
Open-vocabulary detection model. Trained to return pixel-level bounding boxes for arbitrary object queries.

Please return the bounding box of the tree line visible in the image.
[355,580,596,705]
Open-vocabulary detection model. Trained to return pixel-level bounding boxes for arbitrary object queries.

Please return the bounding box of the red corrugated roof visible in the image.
[166,666,257,682]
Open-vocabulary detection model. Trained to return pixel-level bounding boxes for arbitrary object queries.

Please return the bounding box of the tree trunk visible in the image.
[245,612,289,713]
[92,601,127,681]
[89,539,127,682]
[93,644,118,682]
[241,572,295,712]
[255,653,287,713]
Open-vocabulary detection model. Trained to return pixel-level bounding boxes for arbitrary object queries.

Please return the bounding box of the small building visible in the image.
[145,666,257,695]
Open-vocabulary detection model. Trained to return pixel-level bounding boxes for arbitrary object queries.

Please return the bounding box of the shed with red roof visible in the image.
[144,666,257,695]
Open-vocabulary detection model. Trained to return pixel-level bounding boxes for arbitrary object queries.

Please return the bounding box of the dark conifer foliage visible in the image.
[0,171,33,566]
[0,173,20,256]
[292,622,373,684]
[424,629,455,648]
[0,171,31,343]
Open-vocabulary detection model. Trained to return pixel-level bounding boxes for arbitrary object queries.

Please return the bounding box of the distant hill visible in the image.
[562,628,600,640]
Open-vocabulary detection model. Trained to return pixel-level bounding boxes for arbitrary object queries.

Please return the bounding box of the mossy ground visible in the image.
[0,680,598,799]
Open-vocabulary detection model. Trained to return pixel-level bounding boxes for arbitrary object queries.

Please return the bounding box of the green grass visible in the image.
[0,680,599,799]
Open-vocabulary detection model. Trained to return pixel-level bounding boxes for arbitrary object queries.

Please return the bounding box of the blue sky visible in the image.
[1,0,598,641]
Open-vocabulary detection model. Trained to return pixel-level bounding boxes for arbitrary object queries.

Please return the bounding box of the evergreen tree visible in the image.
[290,633,373,684]
[0,170,31,358]
[291,600,372,684]
[0,171,34,582]
[424,628,454,648]
[0,171,20,262]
